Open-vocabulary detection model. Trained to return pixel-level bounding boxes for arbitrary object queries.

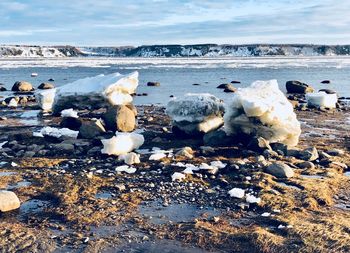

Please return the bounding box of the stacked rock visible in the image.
[166,93,225,137]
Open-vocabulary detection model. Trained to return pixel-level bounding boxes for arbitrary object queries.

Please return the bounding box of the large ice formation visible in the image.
[36,71,138,112]
[101,132,144,156]
[306,92,337,109]
[166,93,224,135]
[224,80,301,147]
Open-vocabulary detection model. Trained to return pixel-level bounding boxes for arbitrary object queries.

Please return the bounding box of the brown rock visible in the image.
[11,81,34,92]
[103,105,136,132]
[38,82,55,89]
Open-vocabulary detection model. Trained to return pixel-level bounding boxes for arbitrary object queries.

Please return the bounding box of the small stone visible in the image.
[297,161,315,170]
[265,162,294,178]
[299,147,319,161]
[147,81,160,87]
[327,149,345,156]
[0,190,20,212]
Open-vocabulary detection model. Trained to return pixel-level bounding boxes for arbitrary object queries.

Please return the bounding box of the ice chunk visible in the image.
[306,92,337,109]
[210,161,227,169]
[171,172,186,181]
[61,108,79,118]
[118,152,140,165]
[36,71,138,112]
[166,93,224,122]
[224,80,301,147]
[228,188,245,198]
[37,126,79,139]
[101,132,144,156]
[8,98,18,108]
[115,165,136,174]
[149,152,167,161]
[246,194,261,203]
[36,88,56,112]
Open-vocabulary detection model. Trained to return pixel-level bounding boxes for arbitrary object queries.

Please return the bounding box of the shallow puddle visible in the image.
[277,182,302,191]
[7,180,31,190]
[139,200,221,225]
[0,171,17,176]
[19,199,51,219]
[95,191,113,200]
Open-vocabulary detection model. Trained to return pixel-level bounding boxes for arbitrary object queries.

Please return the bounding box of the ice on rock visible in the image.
[36,126,79,139]
[224,80,301,147]
[306,92,337,109]
[166,93,224,135]
[228,188,245,198]
[101,132,144,156]
[36,71,138,112]
[61,108,79,118]
[8,98,18,108]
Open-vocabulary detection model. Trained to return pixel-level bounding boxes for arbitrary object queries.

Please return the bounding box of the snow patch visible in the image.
[61,108,79,118]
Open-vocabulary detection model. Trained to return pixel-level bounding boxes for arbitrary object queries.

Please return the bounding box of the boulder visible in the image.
[321,80,331,84]
[12,81,34,92]
[38,82,55,90]
[103,105,136,132]
[0,190,20,212]
[247,137,272,152]
[224,80,301,147]
[286,81,314,94]
[217,83,231,89]
[318,89,337,94]
[60,117,82,131]
[265,162,294,178]
[203,128,232,146]
[147,81,160,87]
[79,119,106,139]
[0,86,7,92]
[167,93,224,137]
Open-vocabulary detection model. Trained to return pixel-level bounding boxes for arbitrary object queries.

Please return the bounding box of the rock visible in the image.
[54,143,75,152]
[20,96,28,106]
[0,86,7,92]
[297,161,315,170]
[8,98,18,108]
[321,80,331,84]
[265,162,294,178]
[79,119,106,139]
[203,128,232,146]
[288,100,299,108]
[103,105,136,132]
[0,190,20,212]
[299,147,319,161]
[327,149,345,156]
[125,104,138,116]
[270,143,288,155]
[11,81,34,92]
[217,83,232,89]
[318,89,336,94]
[173,116,224,136]
[192,83,200,86]
[262,149,279,159]
[147,81,160,87]
[286,80,314,94]
[224,80,301,147]
[224,85,237,93]
[175,147,194,159]
[231,80,241,84]
[48,78,55,82]
[60,117,82,131]
[38,82,55,90]
[247,137,272,152]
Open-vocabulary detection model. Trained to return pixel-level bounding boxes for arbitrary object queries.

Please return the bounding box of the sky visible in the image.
[0,0,349,46]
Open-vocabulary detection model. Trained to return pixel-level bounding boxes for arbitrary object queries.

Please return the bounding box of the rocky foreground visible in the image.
[0,96,350,252]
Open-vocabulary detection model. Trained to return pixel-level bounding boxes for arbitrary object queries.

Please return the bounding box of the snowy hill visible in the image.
[2,44,350,57]
[0,45,83,57]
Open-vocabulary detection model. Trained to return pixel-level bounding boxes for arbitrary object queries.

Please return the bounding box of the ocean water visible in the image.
[0,57,349,105]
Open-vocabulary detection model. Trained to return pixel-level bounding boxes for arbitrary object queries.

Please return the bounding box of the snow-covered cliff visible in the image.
[2,44,350,57]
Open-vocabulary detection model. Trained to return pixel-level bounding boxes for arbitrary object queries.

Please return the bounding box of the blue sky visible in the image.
[0,0,349,46]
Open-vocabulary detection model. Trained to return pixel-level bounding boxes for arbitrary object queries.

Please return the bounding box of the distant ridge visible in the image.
[1,44,350,57]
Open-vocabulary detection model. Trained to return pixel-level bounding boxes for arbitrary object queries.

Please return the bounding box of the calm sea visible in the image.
[0,57,349,105]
